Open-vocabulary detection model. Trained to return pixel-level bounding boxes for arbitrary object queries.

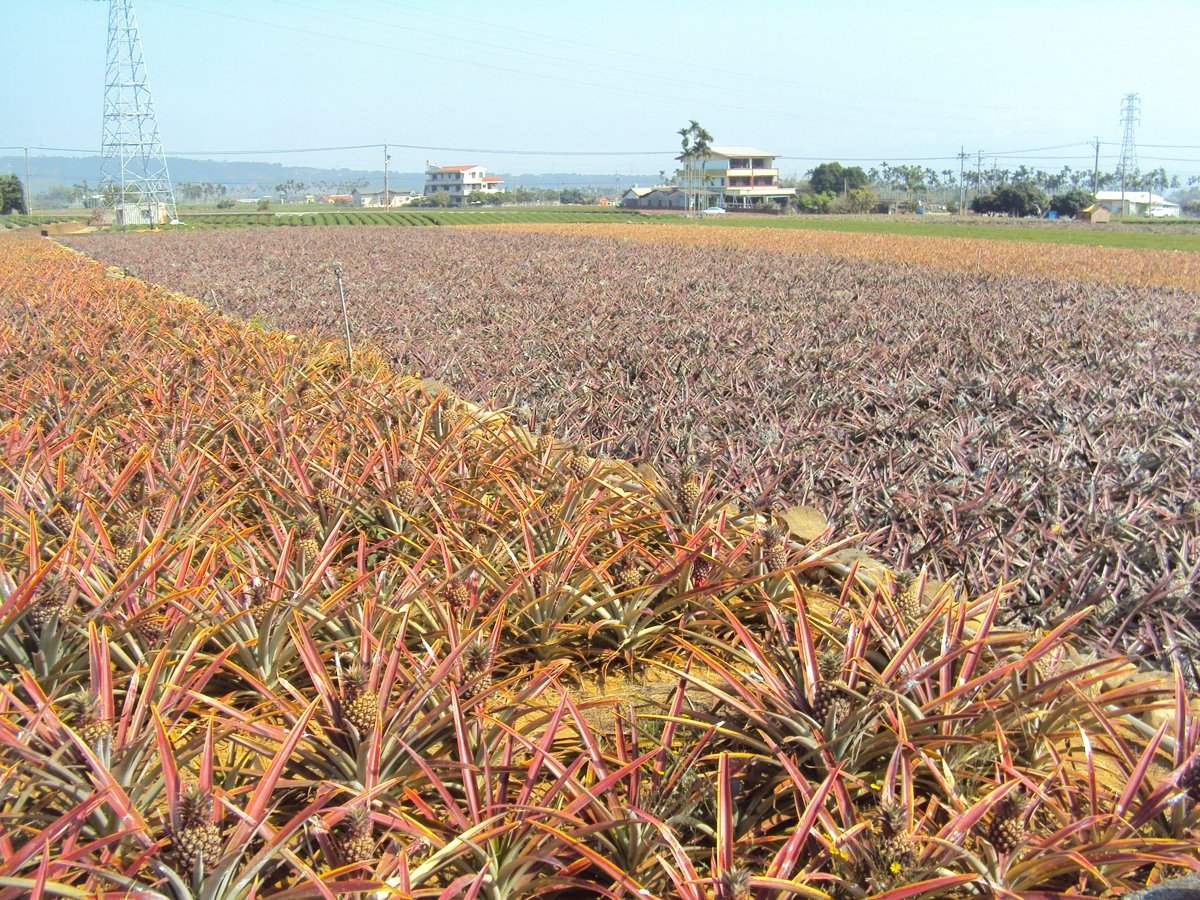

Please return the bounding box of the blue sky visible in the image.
[4,0,1199,180]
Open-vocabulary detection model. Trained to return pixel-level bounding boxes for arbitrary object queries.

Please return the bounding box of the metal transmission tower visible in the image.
[1117,92,1140,217]
[99,0,178,226]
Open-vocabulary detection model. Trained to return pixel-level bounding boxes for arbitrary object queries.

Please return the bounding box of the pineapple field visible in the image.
[2,227,1200,898]
[58,225,1200,673]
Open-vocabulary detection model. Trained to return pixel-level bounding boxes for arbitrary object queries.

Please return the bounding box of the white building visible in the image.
[353,189,421,208]
[620,186,685,209]
[423,165,504,205]
[695,146,796,209]
[1095,191,1181,218]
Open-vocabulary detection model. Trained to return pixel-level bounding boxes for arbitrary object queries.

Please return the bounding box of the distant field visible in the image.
[488,221,1200,290]
[694,213,1200,252]
[181,207,655,228]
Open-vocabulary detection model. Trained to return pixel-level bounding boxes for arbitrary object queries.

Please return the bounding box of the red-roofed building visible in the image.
[424,164,504,205]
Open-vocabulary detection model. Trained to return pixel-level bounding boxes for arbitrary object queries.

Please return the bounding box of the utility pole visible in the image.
[957,146,966,215]
[383,143,390,208]
[1118,92,1139,218]
[976,150,983,196]
[23,148,32,216]
[1092,136,1100,196]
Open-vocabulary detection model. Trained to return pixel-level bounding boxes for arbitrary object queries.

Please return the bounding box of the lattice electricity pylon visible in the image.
[99,0,178,225]
[1117,92,1140,204]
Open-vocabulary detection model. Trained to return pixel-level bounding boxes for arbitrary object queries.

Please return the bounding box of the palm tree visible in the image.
[676,120,713,214]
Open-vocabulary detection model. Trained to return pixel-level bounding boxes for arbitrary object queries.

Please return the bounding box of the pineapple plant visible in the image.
[691,546,717,586]
[338,661,378,736]
[143,490,169,530]
[128,598,170,646]
[395,475,417,509]
[311,474,336,510]
[614,554,644,592]
[334,805,374,865]
[172,785,222,875]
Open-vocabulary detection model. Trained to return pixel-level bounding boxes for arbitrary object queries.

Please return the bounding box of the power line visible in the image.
[257,0,1013,127]
[147,0,892,131]
[379,0,1057,115]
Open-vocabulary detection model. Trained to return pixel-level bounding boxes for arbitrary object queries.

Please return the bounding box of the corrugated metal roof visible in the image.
[1095,190,1178,207]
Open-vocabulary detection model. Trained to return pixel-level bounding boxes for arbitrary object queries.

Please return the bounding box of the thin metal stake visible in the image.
[332,263,353,374]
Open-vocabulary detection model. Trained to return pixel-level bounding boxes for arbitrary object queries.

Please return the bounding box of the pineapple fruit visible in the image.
[677,466,702,519]
[758,524,788,571]
[111,522,138,571]
[296,512,321,568]
[72,693,112,747]
[172,786,222,875]
[339,662,378,736]
[242,576,273,627]
[893,572,922,621]
[811,647,850,727]
[1180,752,1200,804]
[874,802,915,870]
[460,636,495,697]
[335,806,374,865]
[26,575,71,635]
[986,792,1027,854]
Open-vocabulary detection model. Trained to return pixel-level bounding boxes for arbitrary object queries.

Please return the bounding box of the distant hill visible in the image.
[3,156,659,200]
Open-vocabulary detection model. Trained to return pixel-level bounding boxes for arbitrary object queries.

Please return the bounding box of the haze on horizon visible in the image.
[3,0,1199,183]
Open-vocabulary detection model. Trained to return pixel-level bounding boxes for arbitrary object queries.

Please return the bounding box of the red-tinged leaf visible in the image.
[87,620,114,720]
[228,698,319,846]
[0,877,94,899]
[716,752,734,873]
[1117,717,1169,819]
[267,878,398,900]
[864,873,980,900]
[0,794,108,877]
[153,709,181,832]
[935,780,1019,842]
[523,818,658,898]
[1173,661,1189,767]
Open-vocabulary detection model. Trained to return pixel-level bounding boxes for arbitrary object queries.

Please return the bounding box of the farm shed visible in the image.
[1077,204,1110,223]
[1095,191,1180,218]
[621,186,685,209]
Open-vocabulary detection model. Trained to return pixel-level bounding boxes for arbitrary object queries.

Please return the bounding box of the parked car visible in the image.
[701,206,726,216]
[1149,206,1173,218]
